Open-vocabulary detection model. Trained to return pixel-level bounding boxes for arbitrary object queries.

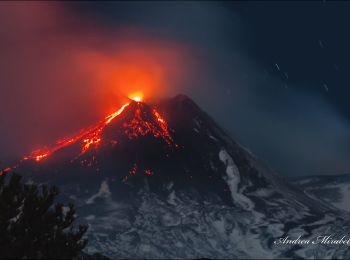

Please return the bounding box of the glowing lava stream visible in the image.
[0,99,176,176]
[0,103,130,175]
[31,103,130,161]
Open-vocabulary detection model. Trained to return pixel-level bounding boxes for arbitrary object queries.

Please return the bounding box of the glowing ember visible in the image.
[123,165,155,181]
[35,153,49,162]
[0,167,12,175]
[129,163,138,176]
[144,169,154,175]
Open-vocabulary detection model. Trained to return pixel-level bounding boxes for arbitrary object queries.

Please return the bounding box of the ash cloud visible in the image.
[0,2,193,161]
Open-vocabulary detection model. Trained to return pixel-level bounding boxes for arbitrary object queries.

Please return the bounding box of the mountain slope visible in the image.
[293,174,350,213]
[3,94,350,259]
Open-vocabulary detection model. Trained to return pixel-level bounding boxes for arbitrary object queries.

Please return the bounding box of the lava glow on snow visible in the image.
[0,98,175,176]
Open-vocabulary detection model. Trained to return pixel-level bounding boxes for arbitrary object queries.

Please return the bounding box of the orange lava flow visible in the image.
[4,102,130,171]
[35,103,129,161]
[0,100,176,176]
[123,104,174,146]
[78,103,130,155]
[152,109,174,145]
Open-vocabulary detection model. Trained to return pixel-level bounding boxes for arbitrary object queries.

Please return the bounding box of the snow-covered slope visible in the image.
[10,95,350,259]
[293,174,350,213]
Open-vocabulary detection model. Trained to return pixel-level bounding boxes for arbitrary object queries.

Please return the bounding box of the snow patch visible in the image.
[86,181,111,204]
[193,118,201,128]
[219,149,254,210]
[332,184,350,212]
[85,215,96,221]
[167,190,178,206]
[209,134,218,141]
[62,206,70,215]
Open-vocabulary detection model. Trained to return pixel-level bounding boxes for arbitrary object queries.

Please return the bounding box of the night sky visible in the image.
[1,1,350,176]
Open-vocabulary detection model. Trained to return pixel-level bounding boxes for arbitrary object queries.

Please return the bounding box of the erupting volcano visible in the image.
[128,92,144,102]
[0,96,176,177]
[2,94,350,259]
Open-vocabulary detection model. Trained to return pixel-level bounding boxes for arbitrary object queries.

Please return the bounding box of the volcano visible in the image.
[2,95,350,259]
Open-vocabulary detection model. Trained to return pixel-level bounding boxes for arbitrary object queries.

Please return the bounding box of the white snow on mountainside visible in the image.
[219,149,254,210]
[293,174,350,212]
[12,95,350,259]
